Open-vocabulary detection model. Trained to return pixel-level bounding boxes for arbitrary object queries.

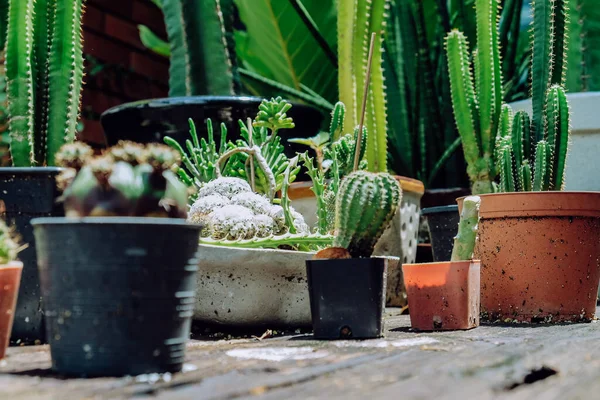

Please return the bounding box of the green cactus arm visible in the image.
[199,233,334,249]
[450,195,480,262]
[337,0,356,128]
[329,101,346,140]
[475,0,501,159]
[46,0,84,165]
[549,0,568,87]
[498,104,513,140]
[499,146,515,193]
[545,85,570,190]
[300,152,328,235]
[161,0,186,96]
[5,0,35,166]
[180,0,234,96]
[565,0,583,91]
[280,155,298,234]
[445,31,481,178]
[512,110,532,165]
[532,140,550,191]
[521,161,532,192]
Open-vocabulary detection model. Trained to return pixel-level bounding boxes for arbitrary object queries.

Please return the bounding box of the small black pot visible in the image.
[421,205,460,262]
[32,217,201,377]
[0,167,64,343]
[306,258,387,339]
[100,96,325,158]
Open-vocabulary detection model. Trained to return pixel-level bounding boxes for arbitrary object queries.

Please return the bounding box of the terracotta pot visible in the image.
[458,192,600,323]
[402,261,480,331]
[0,261,23,359]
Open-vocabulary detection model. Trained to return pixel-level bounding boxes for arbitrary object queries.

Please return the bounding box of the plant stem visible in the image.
[353,32,376,172]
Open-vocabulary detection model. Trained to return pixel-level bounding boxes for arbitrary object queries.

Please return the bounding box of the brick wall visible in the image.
[80,0,169,147]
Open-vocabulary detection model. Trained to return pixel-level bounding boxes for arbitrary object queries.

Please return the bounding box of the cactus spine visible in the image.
[450,196,480,262]
[332,171,401,258]
[445,0,503,195]
[337,0,388,172]
[5,0,85,167]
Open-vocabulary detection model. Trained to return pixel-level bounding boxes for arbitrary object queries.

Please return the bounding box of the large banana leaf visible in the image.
[234,0,338,104]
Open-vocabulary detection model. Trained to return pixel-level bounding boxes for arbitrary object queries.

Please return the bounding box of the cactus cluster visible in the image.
[5,0,85,167]
[56,141,188,218]
[0,219,24,265]
[332,171,402,258]
[446,0,571,194]
[450,196,480,262]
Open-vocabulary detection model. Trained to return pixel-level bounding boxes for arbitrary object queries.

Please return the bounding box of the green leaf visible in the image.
[234,0,337,104]
[138,25,170,57]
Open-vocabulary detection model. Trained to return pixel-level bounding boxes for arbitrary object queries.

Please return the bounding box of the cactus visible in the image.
[5,0,85,167]
[0,218,25,264]
[159,0,238,97]
[332,171,402,258]
[56,142,188,218]
[450,196,480,262]
[445,0,503,195]
[338,0,388,173]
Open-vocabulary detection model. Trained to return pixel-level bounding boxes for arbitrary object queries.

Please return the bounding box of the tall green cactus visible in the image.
[450,195,480,262]
[160,0,238,97]
[332,171,401,258]
[5,0,84,167]
[337,0,388,173]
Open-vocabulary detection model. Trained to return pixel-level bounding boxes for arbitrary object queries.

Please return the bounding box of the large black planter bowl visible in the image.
[0,167,64,344]
[306,258,387,339]
[422,205,460,262]
[100,96,325,158]
[32,217,201,377]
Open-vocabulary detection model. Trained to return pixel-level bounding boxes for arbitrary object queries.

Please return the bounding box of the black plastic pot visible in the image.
[32,217,201,377]
[306,258,387,339]
[0,167,64,343]
[100,96,325,158]
[421,205,460,262]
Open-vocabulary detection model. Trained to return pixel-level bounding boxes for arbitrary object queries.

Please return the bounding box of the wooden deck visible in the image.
[2,307,600,400]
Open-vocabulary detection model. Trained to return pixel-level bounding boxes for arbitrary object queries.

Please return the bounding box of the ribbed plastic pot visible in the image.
[403,261,480,331]
[458,192,600,323]
[0,261,23,359]
[0,167,64,344]
[32,217,201,377]
[421,205,460,262]
[306,258,387,339]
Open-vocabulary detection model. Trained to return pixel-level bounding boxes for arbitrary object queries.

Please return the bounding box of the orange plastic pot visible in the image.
[402,261,480,331]
[0,261,23,359]
[458,192,600,323]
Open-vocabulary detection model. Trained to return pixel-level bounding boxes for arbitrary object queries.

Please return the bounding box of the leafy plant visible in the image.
[0,218,25,264]
[5,0,85,167]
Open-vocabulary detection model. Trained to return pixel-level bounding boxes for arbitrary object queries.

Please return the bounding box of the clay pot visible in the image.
[402,261,480,331]
[0,262,23,359]
[458,192,600,323]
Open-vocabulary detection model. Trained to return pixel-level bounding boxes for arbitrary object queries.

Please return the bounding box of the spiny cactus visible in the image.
[332,171,402,258]
[445,0,503,195]
[338,0,389,172]
[57,142,188,218]
[450,196,480,262]
[5,0,85,166]
[0,219,25,264]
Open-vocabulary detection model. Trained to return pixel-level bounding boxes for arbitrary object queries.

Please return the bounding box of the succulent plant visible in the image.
[56,142,188,218]
[0,219,24,265]
[332,171,402,258]
[450,196,480,262]
[5,0,85,167]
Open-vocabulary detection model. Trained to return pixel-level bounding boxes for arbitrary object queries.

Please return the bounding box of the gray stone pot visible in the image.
[194,244,400,328]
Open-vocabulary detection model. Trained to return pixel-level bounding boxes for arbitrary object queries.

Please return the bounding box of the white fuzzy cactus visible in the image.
[189,177,309,239]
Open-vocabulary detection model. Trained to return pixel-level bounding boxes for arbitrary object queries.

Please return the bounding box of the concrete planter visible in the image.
[194,244,400,328]
[509,92,600,191]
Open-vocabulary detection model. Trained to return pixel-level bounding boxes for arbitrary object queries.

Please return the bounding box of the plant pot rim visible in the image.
[0,261,23,270]
[421,205,459,215]
[102,95,320,118]
[0,167,64,174]
[309,256,397,263]
[199,243,316,256]
[457,191,600,218]
[31,216,200,228]
[403,260,480,268]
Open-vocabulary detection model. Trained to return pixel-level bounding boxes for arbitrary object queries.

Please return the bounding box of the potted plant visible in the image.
[449,0,600,323]
[101,0,324,158]
[0,0,85,343]
[403,196,480,331]
[0,219,25,359]
[31,142,201,377]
